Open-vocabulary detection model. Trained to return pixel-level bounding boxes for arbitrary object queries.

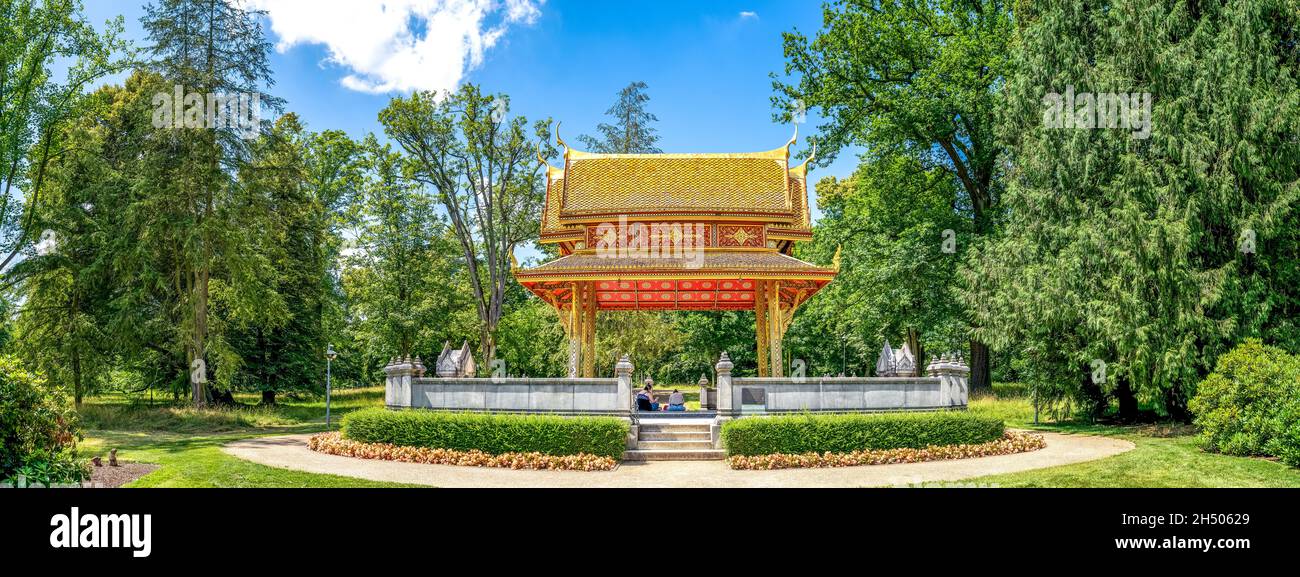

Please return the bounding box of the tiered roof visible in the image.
[516,128,832,311]
[537,130,815,245]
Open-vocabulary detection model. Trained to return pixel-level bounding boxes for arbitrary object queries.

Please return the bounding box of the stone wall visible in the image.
[383,355,635,416]
[713,352,969,417]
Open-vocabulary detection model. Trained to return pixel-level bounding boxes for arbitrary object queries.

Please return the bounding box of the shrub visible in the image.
[341,408,628,460]
[0,356,90,485]
[720,411,1004,456]
[1189,340,1300,465]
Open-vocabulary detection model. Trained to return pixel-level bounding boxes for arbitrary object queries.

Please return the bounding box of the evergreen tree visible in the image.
[965,0,1299,419]
[139,0,284,405]
[577,81,662,153]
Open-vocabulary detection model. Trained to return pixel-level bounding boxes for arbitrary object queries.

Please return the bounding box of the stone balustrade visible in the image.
[714,352,969,418]
[383,355,635,416]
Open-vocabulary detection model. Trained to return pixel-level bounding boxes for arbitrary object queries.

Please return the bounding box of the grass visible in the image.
[964,392,1300,488]
[77,387,416,487]
[80,387,384,433]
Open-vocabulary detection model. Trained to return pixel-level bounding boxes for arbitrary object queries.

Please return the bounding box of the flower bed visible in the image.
[308,432,617,471]
[725,431,1046,470]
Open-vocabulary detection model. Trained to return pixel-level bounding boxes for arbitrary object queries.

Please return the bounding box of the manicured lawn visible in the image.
[78,387,416,488]
[965,394,1300,488]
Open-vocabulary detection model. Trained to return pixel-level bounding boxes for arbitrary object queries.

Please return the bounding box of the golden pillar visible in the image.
[755,280,770,377]
[566,282,581,378]
[581,281,597,378]
[767,280,784,377]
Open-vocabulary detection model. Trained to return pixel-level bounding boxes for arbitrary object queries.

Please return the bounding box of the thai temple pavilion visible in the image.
[513,127,838,378]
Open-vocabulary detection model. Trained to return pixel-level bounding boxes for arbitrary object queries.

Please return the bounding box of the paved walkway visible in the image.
[222,431,1133,488]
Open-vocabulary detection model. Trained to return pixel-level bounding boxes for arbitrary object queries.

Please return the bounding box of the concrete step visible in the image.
[638,423,711,433]
[622,449,726,461]
[639,431,711,442]
[636,440,715,450]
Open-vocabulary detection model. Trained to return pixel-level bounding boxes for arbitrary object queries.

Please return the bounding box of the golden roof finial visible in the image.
[555,121,568,150]
[785,123,799,151]
[790,136,817,178]
[536,142,564,180]
[510,247,520,270]
[832,244,842,272]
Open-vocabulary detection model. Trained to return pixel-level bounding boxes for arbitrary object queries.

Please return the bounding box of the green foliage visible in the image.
[965,0,1300,419]
[494,297,567,377]
[0,0,129,280]
[720,411,1004,456]
[1189,340,1300,466]
[379,85,550,366]
[577,81,662,154]
[774,0,1014,388]
[787,155,970,376]
[341,135,474,376]
[341,407,628,459]
[0,355,89,484]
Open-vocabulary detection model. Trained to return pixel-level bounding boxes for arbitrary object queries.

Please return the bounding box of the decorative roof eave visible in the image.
[516,271,838,283]
[513,251,839,283]
[556,209,797,224]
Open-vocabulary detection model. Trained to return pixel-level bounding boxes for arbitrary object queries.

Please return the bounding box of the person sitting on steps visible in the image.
[636,380,658,412]
[667,389,686,412]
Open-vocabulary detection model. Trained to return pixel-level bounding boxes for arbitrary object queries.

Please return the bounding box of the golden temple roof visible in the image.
[559,148,793,221]
[536,131,816,242]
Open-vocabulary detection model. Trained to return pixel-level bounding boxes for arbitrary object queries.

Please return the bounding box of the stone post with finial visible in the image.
[697,373,712,410]
[615,354,635,448]
[615,354,634,415]
[384,355,415,408]
[715,352,735,419]
[924,351,970,408]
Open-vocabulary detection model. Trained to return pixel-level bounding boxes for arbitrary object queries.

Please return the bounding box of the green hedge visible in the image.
[341,408,629,459]
[720,411,1004,456]
[1190,340,1300,467]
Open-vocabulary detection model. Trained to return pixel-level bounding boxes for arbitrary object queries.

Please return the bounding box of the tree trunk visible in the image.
[1164,387,1190,422]
[72,346,83,407]
[969,339,990,390]
[261,390,276,405]
[906,328,924,371]
[191,268,210,407]
[1079,363,1108,419]
[1114,376,1139,422]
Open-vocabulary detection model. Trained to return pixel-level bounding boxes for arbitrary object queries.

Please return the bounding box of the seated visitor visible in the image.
[667,389,686,412]
[636,384,658,411]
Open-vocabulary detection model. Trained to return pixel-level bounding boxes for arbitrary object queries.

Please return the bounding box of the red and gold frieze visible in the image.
[717,224,765,248]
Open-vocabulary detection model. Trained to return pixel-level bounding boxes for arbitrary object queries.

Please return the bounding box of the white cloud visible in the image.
[248,0,543,94]
[738,10,758,20]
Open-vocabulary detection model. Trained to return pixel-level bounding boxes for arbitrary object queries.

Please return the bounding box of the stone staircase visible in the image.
[622,420,725,461]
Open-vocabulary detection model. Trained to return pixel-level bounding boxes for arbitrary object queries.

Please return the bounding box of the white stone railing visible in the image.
[713,352,969,417]
[382,355,635,416]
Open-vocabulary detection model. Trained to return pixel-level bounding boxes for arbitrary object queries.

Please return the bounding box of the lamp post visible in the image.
[325,344,338,428]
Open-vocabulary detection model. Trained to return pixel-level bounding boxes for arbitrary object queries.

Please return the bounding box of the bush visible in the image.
[0,356,90,484]
[1190,340,1300,466]
[720,411,1005,456]
[341,408,629,459]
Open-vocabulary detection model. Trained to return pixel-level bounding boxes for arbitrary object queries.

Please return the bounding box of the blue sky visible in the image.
[83,1,860,238]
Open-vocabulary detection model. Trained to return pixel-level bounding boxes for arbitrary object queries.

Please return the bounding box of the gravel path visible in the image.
[222,431,1133,488]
